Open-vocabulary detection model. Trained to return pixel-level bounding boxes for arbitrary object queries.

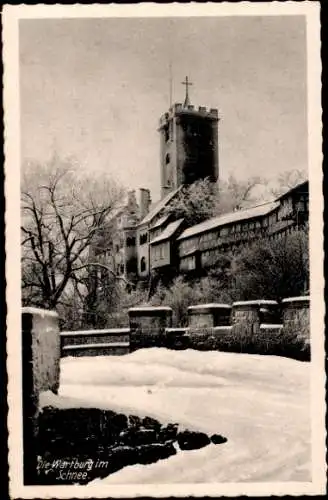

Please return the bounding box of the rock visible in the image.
[142,416,161,431]
[177,430,211,450]
[128,415,142,428]
[136,442,176,464]
[159,423,179,442]
[119,427,157,446]
[111,445,138,468]
[210,434,228,445]
[111,413,128,431]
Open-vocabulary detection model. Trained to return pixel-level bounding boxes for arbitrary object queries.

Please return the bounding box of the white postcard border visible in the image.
[4,2,325,498]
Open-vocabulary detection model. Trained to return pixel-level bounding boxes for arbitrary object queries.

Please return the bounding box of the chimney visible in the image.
[139,188,151,220]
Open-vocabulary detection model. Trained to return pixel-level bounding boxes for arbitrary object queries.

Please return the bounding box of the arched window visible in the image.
[140,257,146,273]
[165,153,170,165]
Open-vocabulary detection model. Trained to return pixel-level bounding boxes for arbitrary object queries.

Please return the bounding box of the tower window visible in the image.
[169,120,173,138]
[139,233,148,245]
[165,153,170,165]
[140,257,146,273]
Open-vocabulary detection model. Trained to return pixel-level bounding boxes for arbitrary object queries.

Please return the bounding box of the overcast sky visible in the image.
[20,15,307,202]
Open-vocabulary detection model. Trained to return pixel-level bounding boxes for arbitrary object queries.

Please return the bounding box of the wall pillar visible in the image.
[128,306,173,350]
[21,307,60,484]
[231,300,279,351]
[282,296,310,348]
[188,303,231,328]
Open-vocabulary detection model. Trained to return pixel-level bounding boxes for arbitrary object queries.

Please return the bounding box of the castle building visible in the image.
[176,180,308,275]
[133,78,220,279]
[92,78,308,291]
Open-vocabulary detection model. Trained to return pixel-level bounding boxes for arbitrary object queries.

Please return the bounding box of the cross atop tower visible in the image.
[181,76,193,107]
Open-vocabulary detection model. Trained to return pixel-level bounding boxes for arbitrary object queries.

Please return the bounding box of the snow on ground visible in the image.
[43,349,311,483]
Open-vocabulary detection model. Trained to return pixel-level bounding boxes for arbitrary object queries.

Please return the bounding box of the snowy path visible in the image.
[46,349,311,483]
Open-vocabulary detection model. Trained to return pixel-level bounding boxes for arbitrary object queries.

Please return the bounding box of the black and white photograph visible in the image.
[4,2,325,498]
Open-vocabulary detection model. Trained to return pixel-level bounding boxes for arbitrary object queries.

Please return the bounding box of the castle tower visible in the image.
[158,77,219,198]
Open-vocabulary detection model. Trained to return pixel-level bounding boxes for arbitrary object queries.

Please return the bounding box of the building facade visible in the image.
[93,82,308,290]
[176,181,308,276]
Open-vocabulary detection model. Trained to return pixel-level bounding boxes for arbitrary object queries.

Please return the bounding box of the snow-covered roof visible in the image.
[138,186,183,226]
[177,201,280,241]
[149,214,171,231]
[149,218,184,245]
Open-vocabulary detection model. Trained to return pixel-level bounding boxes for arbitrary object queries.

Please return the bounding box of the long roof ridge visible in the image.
[177,199,280,241]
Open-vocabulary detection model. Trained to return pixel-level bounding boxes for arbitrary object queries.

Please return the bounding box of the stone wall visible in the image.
[56,298,310,360]
[163,299,309,359]
[60,328,130,357]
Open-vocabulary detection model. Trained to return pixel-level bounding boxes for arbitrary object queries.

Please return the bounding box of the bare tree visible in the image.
[163,175,269,226]
[216,175,266,214]
[269,169,307,198]
[21,155,125,311]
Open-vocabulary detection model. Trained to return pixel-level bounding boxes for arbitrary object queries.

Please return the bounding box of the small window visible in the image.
[126,237,136,247]
[169,120,173,138]
[139,233,148,245]
[165,153,170,165]
[140,257,146,273]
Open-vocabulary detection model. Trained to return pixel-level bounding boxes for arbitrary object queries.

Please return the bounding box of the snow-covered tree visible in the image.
[21,154,125,311]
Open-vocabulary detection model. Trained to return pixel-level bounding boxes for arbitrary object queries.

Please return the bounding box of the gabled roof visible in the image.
[149,214,171,231]
[276,180,308,201]
[150,218,184,245]
[177,201,280,241]
[138,186,183,226]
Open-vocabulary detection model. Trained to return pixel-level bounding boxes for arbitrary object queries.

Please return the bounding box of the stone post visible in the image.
[21,307,60,484]
[128,306,173,350]
[282,296,310,349]
[188,303,231,328]
[231,300,279,351]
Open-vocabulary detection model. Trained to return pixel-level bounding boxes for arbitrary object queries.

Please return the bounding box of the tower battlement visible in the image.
[159,103,219,128]
[158,78,219,198]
